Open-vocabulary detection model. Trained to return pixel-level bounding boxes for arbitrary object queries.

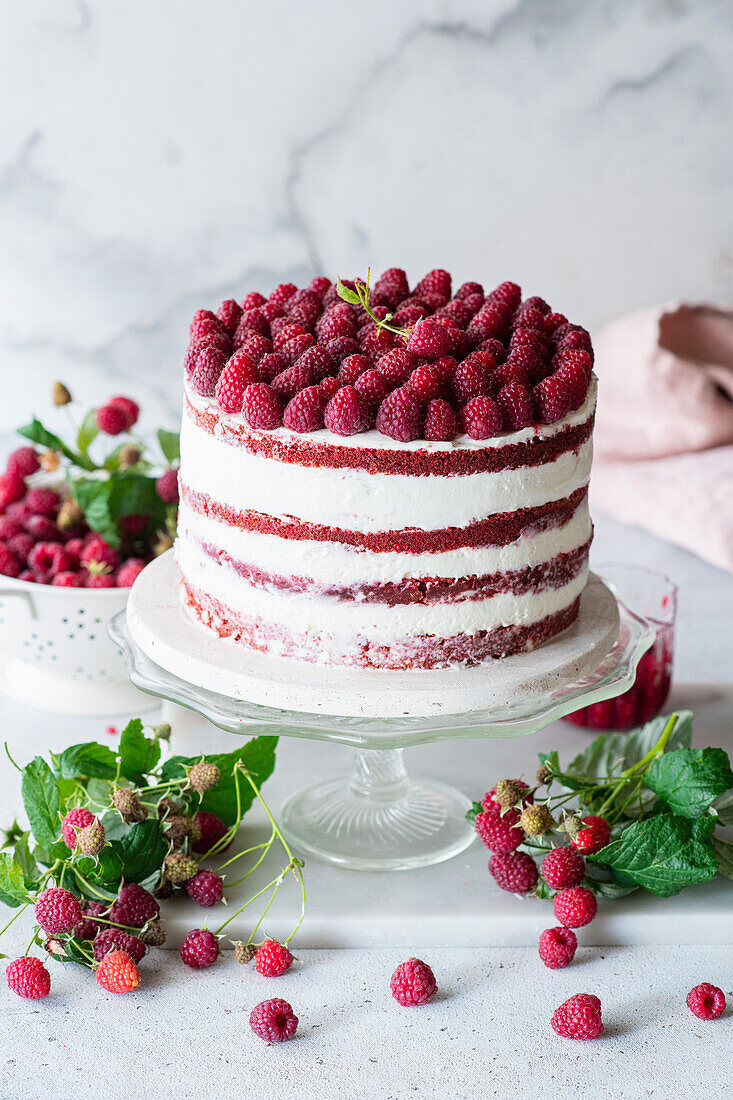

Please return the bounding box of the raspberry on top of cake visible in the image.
[176,269,596,670]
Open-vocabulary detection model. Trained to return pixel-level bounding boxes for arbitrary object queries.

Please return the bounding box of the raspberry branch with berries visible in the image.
[0,384,180,586]
[0,719,305,999]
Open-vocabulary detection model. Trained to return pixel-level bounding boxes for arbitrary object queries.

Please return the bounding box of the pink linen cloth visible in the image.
[591,302,733,572]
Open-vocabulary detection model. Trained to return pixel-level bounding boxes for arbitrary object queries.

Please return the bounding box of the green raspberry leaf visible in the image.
[161,736,277,825]
[17,417,94,470]
[76,408,99,454]
[0,853,31,907]
[13,831,39,887]
[157,429,180,465]
[336,278,362,306]
[21,756,60,850]
[646,747,733,818]
[566,711,693,783]
[70,478,118,547]
[112,820,168,886]
[591,815,718,896]
[712,836,733,880]
[118,719,161,784]
[57,742,118,782]
[710,788,733,826]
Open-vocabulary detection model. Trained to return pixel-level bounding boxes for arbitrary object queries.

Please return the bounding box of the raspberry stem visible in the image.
[337,271,409,342]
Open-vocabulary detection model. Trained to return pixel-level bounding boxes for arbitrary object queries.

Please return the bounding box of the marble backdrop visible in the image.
[1,0,731,432]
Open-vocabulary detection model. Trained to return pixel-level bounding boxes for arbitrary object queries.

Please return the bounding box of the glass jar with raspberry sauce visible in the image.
[565,565,677,731]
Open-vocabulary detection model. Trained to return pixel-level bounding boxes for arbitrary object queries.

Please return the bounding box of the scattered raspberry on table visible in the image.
[6,957,51,999]
[686,983,726,1020]
[250,998,299,1043]
[551,993,604,1040]
[390,957,437,1007]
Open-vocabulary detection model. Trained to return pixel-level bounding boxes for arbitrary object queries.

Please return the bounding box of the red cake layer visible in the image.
[185,395,594,478]
[193,536,592,606]
[182,581,582,670]
[180,483,588,554]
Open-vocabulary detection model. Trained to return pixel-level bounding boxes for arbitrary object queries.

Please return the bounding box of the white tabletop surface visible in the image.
[0,512,732,1099]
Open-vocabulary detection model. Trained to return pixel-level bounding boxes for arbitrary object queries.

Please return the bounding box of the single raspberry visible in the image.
[216,298,243,334]
[354,368,389,411]
[510,327,549,359]
[283,385,327,432]
[235,942,256,964]
[452,354,494,405]
[271,361,316,402]
[390,957,437,1006]
[317,312,357,343]
[375,348,417,387]
[0,473,25,510]
[338,353,370,386]
[250,998,299,1043]
[0,542,21,578]
[269,282,298,310]
[273,322,307,351]
[541,847,586,890]
[164,852,198,885]
[116,558,146,588]
[460,396,502,440]
[8,535,33,566]
[423,399,459,442]
[193,810,231,855]
[81,537,119,574]
[93,928,146,964]
[308,276,331,299]
[112,787,147,824]
[288,288,320,315]
[324,335,360,364]
[539,926,578,970]
[260,300,285,324]
[324,386,368,436]
[163,814,199,847]
[554,887,597,928]
[108,395,140,429]
[406,318,451,359]
[455,281,484,300]
[408,364,443,404]
[557,326,593,358]
[29,541,64,574]
[214,351,259,413]
[0,517,23,540]
[376,386,422,442]
[394,304,427,328]
[6,957,51,1000]
[191,345,227,396]
[35,887,82,934]
[117,511,147,538]
[294,344,334,382]
[533,375,571,424]
[180,928,220,969]
[468,310,505,343]
[25,488,60,518]
[553,355,592,410]
[545,311,568,334]
[415,269,452,301]
[373,267,410,308]
[496,383,534,431]
[95,403,128,436]
[242,383,284,430]
[319,376,340,400]
[519,804,554,836]
[475,811,523,854]
[572,816,611,855]
[86,573,116,588]
[6,447,40,479]
[255,939,293,977]
[188,760,221,791]
[287,298,321,330]
[492,779,527,807]
[686,983,726,1020]
[438,299,472,328]
[486,281,522,309]
[240,291,266,310]
[431,355,458,384]
[51,571,81,587]
[360,327,396,363]
[240,332,272,363]
[189,309,220,336]
[514,306,546,333]
[281,332,316,366]
[505,347,545,385]
[139,920,166,947]
[96,950,140,993]
[76,901,108,940]
[24,515,59,541]
[75,817,106,856]
[462,293,485,317]
[108,883,159,929]
[258,352,288,382]
[236,307,269,340]
[551,993,604,1040]
[186,869,224,908]
[489,851,538,894]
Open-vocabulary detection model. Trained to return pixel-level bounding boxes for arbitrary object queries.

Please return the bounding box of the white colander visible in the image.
[0,575,156,716]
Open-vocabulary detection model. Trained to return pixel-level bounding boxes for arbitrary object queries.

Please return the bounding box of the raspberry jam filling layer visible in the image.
[179,483,588,554]
[193,536,592,606]
[182,581,582,670]
[185,395,594,478]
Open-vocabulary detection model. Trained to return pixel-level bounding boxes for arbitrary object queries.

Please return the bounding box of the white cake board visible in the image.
[155,684,733,948]
[126,554,620,719]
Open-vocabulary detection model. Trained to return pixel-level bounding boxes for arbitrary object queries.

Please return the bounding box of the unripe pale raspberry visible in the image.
[113,787,147,823]
[519,803,554,837]
[188,760,221,792]
[493,779,526,808]
[390,957,437,1006]
[163,814,200,848]
[75,817,106,857]
[235,942,256,964]
[139,920,166,947]
[61,807,95,849]
[536,764,553,786]
[541,847,586,890]
[164,852,198,885]
[538,926,578,969]
[553,887,597,929]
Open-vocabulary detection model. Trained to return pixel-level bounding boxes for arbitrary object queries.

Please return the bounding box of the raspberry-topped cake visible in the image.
[176,270,595,670]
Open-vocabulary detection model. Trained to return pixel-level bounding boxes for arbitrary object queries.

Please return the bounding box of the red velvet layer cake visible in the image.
[176,270,596,670]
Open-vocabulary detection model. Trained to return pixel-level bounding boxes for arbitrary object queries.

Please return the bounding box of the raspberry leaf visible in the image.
[0,853,30,907]
[157,429,180,465]
[712,836,733,879]
[17,417,95,472]
[161,736,278,825]
[336,279,362,306]
[118,719,161,784]
[74,847,125,891]
[76,408,99,455]
[711,788,733,825]
[566,711,693,785]
[20,757,60,850]
[646,747,733,819]
[56,742,118,782]
[591,815,718,896]
[112,820,168,886]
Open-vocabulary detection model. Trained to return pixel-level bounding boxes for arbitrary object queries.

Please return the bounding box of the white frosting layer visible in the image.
[179,419,592,531]
[177,498,592,584]
[178,538,588,640]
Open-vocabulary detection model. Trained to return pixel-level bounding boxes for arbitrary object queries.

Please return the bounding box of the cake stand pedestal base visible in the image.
[280,747,473,871]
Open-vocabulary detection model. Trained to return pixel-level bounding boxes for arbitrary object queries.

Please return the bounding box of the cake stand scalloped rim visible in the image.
[109,554,655,748]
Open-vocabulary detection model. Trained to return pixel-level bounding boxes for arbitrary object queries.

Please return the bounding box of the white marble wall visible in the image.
[1,0,731,431]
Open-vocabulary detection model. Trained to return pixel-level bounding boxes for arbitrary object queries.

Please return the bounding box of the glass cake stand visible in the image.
[109,560,654,871]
